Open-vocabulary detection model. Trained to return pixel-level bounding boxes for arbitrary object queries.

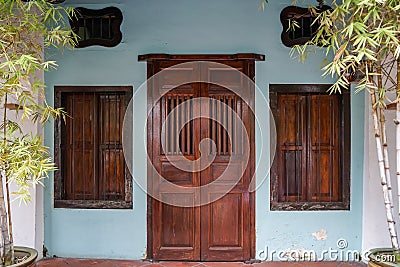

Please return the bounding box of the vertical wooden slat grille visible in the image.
[163,94,194,155]
[209,94,239,155]
[77,14,116,41]
[277,93,340,203]
[288,15,319,41]
[64,92,127,201]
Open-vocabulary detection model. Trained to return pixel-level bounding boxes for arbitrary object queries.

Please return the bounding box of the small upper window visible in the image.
[69,7,123,48]
[280,4,331,47]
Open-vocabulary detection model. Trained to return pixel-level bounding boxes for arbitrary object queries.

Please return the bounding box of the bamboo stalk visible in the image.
[371,81,400,250]
[1,93,13,265]
[396,59,400,227]
[377,65,395,214]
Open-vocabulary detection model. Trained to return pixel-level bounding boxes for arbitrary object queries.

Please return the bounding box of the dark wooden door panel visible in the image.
[155,193,200,260]
[148,59,256,262]
[200,62,252,260]
[150,77,201,260]
[201,189,249,261]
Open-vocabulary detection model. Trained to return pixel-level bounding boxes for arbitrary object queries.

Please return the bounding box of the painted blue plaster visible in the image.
[44,0,364,260]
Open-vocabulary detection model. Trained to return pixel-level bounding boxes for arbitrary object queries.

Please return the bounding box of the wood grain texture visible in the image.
[54,86,133,209]
[269,84,350,211]
[144,56,260,261]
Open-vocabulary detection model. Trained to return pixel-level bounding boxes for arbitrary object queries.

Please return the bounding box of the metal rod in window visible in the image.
[190,96,193,155]
[83,18,87,40]
[221,96,223,154]
[91,18,94,38]
[188,95,191,155]
[108,16,111,39]
[231,97,234,154]
[223,97,227,155]
[209,97,213,153]
[100,18,103,39]
[219,96,223,155]
[212,96,216,154]
[290,16,295,40]
[170,96,173,155]
[215,96,219,154]
[178,96,181,155]
[225,97,229,155]
[310,17,314,36]
[176,96,180,155]
[174,96,179,155]
[228,96,232,155]
[182,95,189,155]
[171,96,174,154]
[216,96,219,154]
[165,96,169,155]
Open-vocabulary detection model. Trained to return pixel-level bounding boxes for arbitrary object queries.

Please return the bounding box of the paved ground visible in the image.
[36,258,368,267]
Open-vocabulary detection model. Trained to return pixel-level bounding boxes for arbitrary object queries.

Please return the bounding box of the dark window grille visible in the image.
[270,84,350,211]
[54,86,132,209]
[280,5,331,47]
[69,7,123,48]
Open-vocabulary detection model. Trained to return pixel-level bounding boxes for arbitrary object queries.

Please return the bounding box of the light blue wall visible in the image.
[44,0,364,260]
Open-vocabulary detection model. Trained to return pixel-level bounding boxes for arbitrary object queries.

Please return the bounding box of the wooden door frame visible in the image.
[139,54,264,261]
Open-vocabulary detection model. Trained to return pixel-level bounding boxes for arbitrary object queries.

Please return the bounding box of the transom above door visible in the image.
[139,54,264,261]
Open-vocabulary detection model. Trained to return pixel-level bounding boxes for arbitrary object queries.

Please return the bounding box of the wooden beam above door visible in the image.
[138,53,265,62]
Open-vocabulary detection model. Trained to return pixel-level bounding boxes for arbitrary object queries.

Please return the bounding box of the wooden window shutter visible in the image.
[65,93,97,200]
[277,94,307,202]
[309,95,340,202]
[54,86,133,209]
[270,84,350,210]
[98,94,126,201]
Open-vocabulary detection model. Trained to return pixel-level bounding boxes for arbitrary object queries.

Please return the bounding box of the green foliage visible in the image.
[0,0,75,203]
[260,0,268,11]
[291,0,400,98]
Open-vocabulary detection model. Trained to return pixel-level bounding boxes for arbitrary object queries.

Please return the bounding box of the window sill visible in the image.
[270,201,350,211]
[54,200,132,209]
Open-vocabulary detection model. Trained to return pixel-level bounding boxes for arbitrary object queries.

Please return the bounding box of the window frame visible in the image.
[69,7,123,48]
[269,84,350,211]
[280,5,332,48]
[54,86,133,209]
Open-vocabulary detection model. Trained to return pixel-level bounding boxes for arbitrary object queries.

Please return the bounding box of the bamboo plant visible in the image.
[0,0,74,265]
[289,0,400,256]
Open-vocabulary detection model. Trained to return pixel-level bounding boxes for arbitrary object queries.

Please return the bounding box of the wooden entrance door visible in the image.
[140,54,263,261]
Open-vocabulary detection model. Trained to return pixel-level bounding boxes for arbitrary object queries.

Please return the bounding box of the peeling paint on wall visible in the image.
[312,229,328,241]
